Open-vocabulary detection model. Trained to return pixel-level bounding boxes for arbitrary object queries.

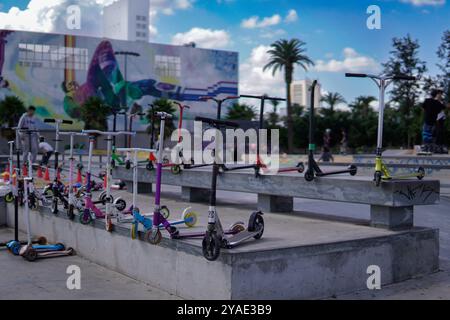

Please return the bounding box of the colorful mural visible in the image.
[0,30,238,130]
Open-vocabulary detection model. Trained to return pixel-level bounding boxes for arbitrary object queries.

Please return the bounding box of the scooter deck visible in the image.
[36,248,75,258]
[225,230,260,248]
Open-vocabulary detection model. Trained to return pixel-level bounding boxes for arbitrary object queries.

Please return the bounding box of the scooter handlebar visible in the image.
[392,75,416,81]
[155,112,173,119]
[345,73,368,78]
[44,119,74,125]
[82,130,136,136]
[240,94,285,101]
[116,148,157,153]
[195,116,239,128]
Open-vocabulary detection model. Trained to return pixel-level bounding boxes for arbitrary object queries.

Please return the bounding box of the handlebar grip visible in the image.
[63,120,74,125]
[345,73,367,78]
[393,75,416,81]
[195,116,239,128]
[199,96,213,101]
[44,119,56,123]
[155,112,173,119]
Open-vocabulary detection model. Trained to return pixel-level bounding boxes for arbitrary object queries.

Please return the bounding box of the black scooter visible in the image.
[196,116,264,261]
[42,119,74,215]
[304,80,357,181]
[1,139,47,255]
[220,94,305,176]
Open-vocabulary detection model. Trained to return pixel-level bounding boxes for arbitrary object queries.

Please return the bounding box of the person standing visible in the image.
[421,89,448,154]
[340,128,348,155]
[17,106,39,164]
[319,129,334,162]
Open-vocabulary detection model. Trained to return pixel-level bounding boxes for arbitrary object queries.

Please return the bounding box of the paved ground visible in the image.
[0,228,179,300]
[1,165,450,299]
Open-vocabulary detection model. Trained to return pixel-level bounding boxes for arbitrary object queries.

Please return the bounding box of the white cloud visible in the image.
[260,29,286,39]
[285,9,298,23]
[241,14,282,29]
[240,45,284,97]
[171,27,230,48]
[400,0,446,6]
[0,0,194,38]
[314,48,380,73]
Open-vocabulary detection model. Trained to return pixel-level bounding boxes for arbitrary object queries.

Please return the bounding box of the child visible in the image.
[39,136,54,166]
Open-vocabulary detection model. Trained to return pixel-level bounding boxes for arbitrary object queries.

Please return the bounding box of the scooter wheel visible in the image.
[374,171,382,187]
[66,248,76,256]
[163,158,170,165]
[67,204,75,220]
[304,170,315,182]
[417,167,425,180]
[182,211,198,228]
[131,222,138,240]
[99,192,113,204]
[23,248,38,262]
[160,206,170,219]
[51,198,59,215]
[114,199,127,212]
[171,165,181,175]
[297,163,305,173]
[202,233,221,261]
[145,229,162,245]
[146,162,154,171]
[5,192,14,203]
[79,211,93,225]
[229,222,245,234]
[349,164,358,176]
[248,212,264,240]
[37,236,47,245]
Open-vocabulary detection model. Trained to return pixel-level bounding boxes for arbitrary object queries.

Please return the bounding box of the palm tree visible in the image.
[270,99,280,113]
[226,103,256,120]
[146,98,176,139]
[264,39,314,153]
[321,92,346,112]
[80,97,110,131]
[0,96,26,140]
[349,96,377,118]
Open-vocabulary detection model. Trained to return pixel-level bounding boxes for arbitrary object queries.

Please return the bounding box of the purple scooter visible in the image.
[143,112,245,245]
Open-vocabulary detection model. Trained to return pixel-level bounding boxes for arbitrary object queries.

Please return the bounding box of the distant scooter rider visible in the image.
[17,106,39,164]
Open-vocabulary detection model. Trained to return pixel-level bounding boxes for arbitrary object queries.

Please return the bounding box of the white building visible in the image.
[290,79,322,108]
[103,0,150,42]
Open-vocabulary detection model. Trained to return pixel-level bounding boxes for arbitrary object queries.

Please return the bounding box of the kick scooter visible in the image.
[196,116,264,261]
[79,130,134,231]
[1,141,47,254]
[304,80,357,182]
[3,141,15,203]
[42,118,73,215]
[345,73,424,186]
[219,94,305,176]
[18,173,74,261]
[115,147,197,239]
[143,112,245,245]
[58,131,88,220]
[176,96,239,172]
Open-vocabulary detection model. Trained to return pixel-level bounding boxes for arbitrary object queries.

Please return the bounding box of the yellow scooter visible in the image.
[346,73,425,186]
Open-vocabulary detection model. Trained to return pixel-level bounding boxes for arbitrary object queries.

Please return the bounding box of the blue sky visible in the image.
[0,0,449,107]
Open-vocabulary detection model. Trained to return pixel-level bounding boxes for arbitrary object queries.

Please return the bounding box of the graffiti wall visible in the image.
[0,30,238,130]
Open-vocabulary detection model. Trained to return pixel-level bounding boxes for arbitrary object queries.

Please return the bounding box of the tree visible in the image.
[436,30,450,101]
[321,92,346,112]
[0,96,26,140]
[383,34,427,147]
[146,98,176,139]
[80,97,110,131]
[226,102,256,120]
[264,39,314,153]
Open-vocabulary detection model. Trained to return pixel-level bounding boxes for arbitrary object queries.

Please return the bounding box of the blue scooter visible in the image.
[115,147,198,240]
[14,151,75,261]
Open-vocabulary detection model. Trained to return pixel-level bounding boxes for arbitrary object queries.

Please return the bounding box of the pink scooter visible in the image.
[79,130,135,231]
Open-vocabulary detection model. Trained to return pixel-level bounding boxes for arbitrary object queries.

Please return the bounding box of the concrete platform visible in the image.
[0,193,440,300]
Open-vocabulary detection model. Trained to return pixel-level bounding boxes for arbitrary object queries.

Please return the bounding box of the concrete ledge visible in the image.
[114,167,440,207]
[4,202,440,299]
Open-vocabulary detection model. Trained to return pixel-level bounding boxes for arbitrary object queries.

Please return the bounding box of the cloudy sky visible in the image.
[0,0,448,106]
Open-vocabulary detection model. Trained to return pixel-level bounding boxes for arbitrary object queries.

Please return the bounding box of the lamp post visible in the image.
[114,51,140,147]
